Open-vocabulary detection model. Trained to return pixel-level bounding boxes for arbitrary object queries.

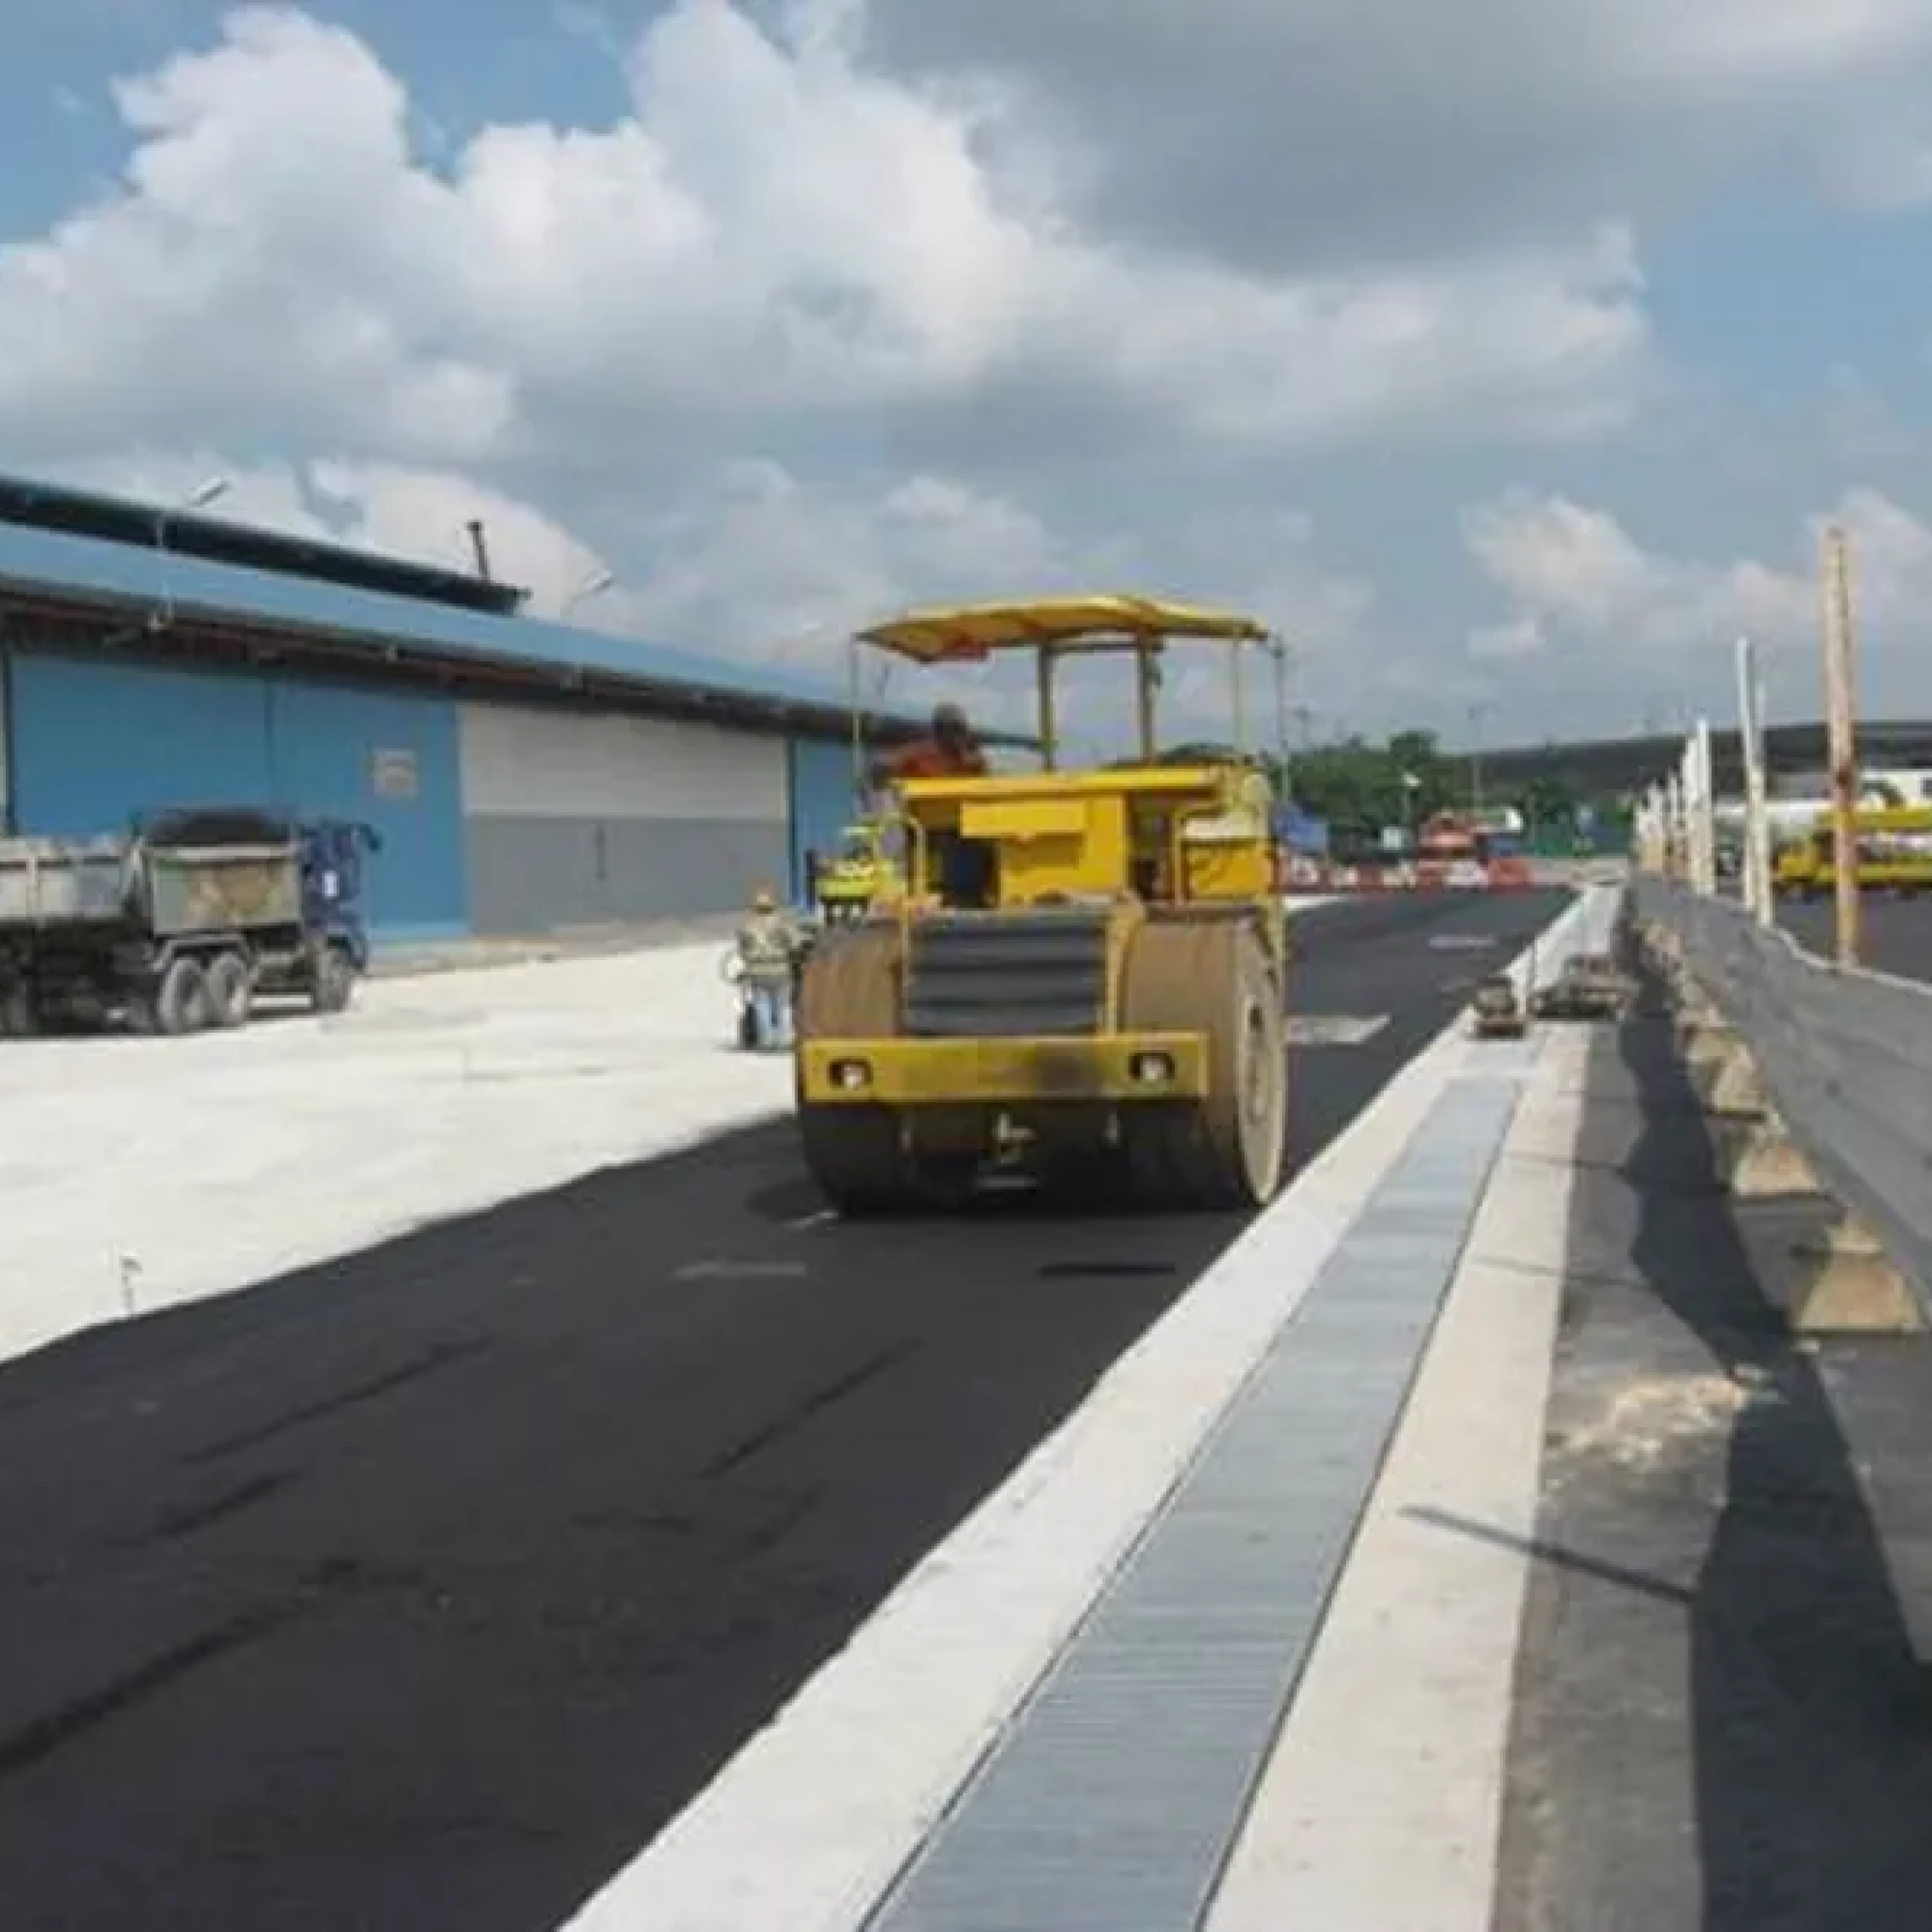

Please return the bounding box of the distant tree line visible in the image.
[1158,730,1611,835]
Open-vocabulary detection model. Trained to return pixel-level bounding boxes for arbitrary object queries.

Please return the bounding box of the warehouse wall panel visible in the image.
[788,734,860,900]
[0,646,14,833]
[464,819,790,932]
[458,702,785,820]
[10,652,275,833]
[8,651,467,939]
[458,699,790,930]
[270,680,466,939]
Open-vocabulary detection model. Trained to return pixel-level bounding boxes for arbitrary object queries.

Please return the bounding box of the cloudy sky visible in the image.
[6,0,1932,753]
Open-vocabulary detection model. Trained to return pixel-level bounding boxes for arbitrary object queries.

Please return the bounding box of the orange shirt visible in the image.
[886,736,986,780]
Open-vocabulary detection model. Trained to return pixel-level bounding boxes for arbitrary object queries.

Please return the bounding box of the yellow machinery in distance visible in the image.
[793,594,1288,1214]
[814,819,906,923]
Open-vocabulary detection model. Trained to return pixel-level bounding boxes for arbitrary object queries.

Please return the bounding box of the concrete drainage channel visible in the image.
[854,1060,1531,1932]
[838,890,1616,1932]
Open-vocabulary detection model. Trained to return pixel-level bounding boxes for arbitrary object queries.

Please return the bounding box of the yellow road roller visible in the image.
[793,595,1290,1214]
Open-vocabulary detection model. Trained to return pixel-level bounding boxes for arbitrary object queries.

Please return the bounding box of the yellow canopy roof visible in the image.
[854,595,1270,665]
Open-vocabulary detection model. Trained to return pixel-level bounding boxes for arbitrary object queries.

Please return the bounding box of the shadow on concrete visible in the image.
[1406,1501,1694,1609]
[1616,960,1932,1930]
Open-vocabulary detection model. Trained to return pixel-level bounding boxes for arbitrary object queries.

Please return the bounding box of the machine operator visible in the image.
[868,701,993,906]
[869,701,986,785]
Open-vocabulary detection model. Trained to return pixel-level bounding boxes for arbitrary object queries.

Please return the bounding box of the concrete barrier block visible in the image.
[1714,1114,1816,1196]
[1674,973,1721,1025]
[1788,1216,1927,1337]
[1703,1040,1767,1119]
[1675,1018,1764,1117]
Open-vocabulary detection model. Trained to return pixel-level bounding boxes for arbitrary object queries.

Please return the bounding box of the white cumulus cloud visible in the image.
[1461,486,1932,725]
[0,2,1651,472]
[866,0,1932,262]
[7,1,1932,747]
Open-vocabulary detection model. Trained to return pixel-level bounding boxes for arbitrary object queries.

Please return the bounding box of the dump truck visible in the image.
[0,806,379,1038]
[793,595,1291,1215]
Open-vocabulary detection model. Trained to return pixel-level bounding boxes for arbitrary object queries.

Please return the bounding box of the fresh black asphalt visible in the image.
[0,887,1571,1932]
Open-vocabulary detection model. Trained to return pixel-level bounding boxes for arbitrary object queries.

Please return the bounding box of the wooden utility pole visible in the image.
[1821,524,1861,968]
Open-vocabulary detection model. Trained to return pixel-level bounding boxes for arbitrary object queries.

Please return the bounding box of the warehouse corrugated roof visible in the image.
[0,469,528,617]
[0,506,933,733]
[0,472,1055,748]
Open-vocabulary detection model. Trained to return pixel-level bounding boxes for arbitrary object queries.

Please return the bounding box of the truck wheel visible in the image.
[153,957,213,1037]
[204,952,253,1029]
[311,944,356,1015]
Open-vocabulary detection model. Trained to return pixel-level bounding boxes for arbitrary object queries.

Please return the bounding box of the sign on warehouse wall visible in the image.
[369,747,419,801]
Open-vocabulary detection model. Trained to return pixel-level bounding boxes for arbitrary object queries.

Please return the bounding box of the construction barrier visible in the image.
[1631,875,1932,1326]
[1278,853,1534,893]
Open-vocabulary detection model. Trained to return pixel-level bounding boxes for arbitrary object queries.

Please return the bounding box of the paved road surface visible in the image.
[1776,894,1932,983]
[0,888,1570,1932]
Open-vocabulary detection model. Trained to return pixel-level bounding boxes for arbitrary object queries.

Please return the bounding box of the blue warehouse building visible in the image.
[0,474,937,942]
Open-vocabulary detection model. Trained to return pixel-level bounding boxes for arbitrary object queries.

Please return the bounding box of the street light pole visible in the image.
[153,474,229,548]
[151,475,230,628]
[1734,634,1773,923]
[1466,701,1492,815]
[1821,524,1862,968]
[1267,634,1291,797]
[561,569,615,620]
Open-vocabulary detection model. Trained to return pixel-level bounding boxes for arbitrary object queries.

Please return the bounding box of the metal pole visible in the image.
[1692,715,1716,894]
[1675,740,1691,884]
[1679,732,1699,881]
[466,518,493,581]
[1467,702,1490,815]
[1037,646,1059,772]
[1735,636,1773,924]
[1270,636,1290,794]
[1822,524,1862,967]
[1669,738,1685,885]
[1730,644,1752,915]
[1135,644,1159,763]
[847,637,867,812]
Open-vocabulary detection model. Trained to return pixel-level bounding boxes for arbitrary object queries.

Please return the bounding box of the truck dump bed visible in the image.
[0,838,130,927]
[0,832,301,937]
